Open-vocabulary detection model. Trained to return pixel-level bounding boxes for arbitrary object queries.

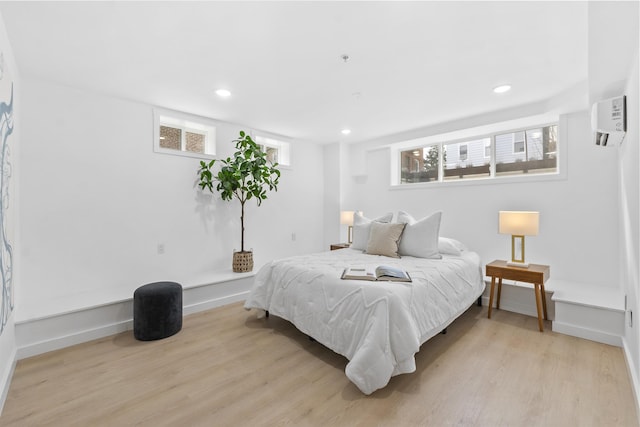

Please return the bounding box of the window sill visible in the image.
[153,147,216,161]
[390,170,566,191]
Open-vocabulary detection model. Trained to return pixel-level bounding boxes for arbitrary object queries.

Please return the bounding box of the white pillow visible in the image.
[351,212,393,251]
[396,211,442,259]
[438,237,467,256]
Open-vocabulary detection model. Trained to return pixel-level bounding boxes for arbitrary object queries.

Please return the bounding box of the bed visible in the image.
[243,241,485,395]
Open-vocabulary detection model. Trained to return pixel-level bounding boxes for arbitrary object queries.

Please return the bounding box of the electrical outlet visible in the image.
[157,243,165,255]
[291,232,296,241]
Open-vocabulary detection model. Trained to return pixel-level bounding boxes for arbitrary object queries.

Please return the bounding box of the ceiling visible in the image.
[0,2,604,144]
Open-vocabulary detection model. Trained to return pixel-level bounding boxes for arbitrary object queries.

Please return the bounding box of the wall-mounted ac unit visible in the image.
[592,95,627,147]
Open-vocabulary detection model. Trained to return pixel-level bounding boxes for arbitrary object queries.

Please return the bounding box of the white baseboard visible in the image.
[481,279,555,319]
[622,336,640,420]
[0,347,16,417]
[16,277,253,360]
[183,291,249,316]
[552,320,622,347]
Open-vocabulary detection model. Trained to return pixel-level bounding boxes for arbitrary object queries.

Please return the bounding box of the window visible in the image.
[395,123,558,185]
[159,126,207,154]
[400,145,440,183]
[513,132,526,153]
[495,126,557,177]
[153,109,216,159]
[443,138,491,181]
[459,144,468,161]
[254,135,291,167]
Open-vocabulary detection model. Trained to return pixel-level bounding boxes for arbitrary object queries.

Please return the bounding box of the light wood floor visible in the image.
[1,302,638,426]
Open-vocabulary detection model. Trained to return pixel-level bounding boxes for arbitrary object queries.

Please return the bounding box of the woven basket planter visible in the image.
[233,251,254,273]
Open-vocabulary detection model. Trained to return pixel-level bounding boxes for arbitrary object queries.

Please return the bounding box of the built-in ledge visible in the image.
[551,279,624,347]
[15,270,255,359]
[481,276,624,347]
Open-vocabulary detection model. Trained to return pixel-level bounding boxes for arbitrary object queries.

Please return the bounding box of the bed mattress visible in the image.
[244,248,485,394]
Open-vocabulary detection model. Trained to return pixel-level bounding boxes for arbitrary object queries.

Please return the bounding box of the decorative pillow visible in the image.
[365,222,406,258]
[397,211,442,259]
[438,237,467,256]
[351,212,394,250]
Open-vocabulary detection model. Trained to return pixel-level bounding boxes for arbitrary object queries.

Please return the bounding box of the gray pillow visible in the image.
[365,222,406,258]
[351,212,393,250]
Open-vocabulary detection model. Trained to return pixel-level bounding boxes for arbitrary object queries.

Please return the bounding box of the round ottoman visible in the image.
[133,281,183,341]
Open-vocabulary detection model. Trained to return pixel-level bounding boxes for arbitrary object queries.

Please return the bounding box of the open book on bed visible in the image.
[341,265,412,282]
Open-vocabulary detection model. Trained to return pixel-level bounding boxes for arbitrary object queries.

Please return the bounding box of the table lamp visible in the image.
[340,211,355,244]
[499,211,539,268]
[340,211,357,244]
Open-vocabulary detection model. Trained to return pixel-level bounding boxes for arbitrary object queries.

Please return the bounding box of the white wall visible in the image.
[341,110,619,287]
[0,9,19,414]
[620,51,640,410]
[323,141,364,247]
[323,143,341,249]
[17,78,325,320]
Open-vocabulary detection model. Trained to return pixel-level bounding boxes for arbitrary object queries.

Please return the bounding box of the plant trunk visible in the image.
[542,126,551,160]
[240,200,245,252]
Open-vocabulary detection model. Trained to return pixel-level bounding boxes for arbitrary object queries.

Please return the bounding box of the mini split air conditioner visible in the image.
[592,95,627,147]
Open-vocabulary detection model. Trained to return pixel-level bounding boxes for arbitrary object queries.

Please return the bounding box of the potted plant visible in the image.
[197,130,281,272]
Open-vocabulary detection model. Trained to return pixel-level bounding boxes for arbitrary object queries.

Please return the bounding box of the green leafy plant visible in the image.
[424,146,445,172]
[197,130,281,253]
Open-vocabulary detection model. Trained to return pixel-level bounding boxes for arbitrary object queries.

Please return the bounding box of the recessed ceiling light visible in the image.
[215,89,231,97]
[341,129,351,135]
[493,85,511,94]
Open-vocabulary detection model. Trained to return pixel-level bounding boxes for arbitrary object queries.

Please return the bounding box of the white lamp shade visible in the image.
[499,211,539,236]
[340,211,355,226]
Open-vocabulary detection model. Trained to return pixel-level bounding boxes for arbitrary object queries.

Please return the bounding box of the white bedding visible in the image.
[244,248,485,394]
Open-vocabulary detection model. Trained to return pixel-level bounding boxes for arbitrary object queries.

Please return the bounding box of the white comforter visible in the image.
[244,248,485,395]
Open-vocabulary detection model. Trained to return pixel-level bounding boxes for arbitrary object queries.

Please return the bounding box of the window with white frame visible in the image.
[399,145,440,183]
[153,109,216,159]
[443,137,491,181]
[512,131,526,154]
[459,144,468,161]
[495,126,557,177]
[254,135,291,166]
[396,123,558,185]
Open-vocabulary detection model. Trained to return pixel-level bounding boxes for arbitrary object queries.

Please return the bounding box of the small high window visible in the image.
[153,109,216,159]
[254,135,291,166]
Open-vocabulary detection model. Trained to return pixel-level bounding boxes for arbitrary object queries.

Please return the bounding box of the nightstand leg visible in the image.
[488,276,496,319]
[540,281,548,320]
[496,277,503,310]
[534,283,544,332]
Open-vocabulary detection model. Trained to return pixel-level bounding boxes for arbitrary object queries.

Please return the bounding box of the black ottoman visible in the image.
[133,281,183,341]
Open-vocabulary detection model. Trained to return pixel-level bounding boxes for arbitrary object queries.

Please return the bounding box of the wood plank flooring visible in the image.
[1,302,638,426]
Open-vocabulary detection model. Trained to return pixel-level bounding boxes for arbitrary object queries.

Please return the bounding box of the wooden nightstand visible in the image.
[486,260,550,332]
[330,243,350,251]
